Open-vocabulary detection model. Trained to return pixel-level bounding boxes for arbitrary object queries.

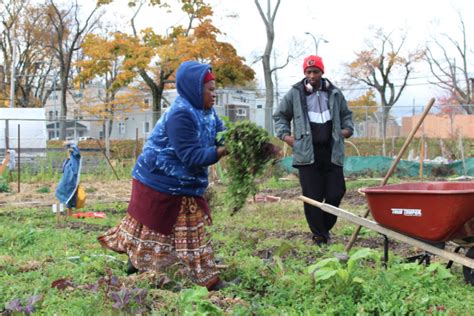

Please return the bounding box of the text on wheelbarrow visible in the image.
[391,208,422,217]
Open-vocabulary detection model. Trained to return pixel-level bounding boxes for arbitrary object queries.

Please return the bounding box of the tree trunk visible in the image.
[262,53,274,133]
[151,84,163,126]
[254,0,281,135]
[59,74,68,140]
[381,103,390,157]
[140,69,170,126]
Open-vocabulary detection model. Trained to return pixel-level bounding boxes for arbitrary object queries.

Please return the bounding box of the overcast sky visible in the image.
[104,0,473,113]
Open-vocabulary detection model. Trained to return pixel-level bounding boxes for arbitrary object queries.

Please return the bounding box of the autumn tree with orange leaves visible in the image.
[75,32,151,137]
[127,0,254,124]
[347,89,378,136]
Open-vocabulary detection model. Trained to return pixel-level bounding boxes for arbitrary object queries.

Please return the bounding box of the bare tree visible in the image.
[5,2,58,107]
[425,11,472,114]
[45,0,103,139]
[344,27,424,155]
[0,0,24,106]
[254,0,287,133]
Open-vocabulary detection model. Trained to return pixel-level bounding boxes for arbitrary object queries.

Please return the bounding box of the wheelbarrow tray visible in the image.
[362,182,474,242]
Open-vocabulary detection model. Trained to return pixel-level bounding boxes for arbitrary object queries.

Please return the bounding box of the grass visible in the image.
[1,177,473,314]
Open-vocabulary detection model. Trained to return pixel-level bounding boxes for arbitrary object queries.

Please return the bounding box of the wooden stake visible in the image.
[419,137,424,179]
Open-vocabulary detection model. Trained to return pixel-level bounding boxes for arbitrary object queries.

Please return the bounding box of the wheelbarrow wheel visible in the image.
[463,247,474,285]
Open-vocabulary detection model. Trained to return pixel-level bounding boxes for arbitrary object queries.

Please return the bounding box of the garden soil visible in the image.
[0,180,459,262]
[0,180,133,206]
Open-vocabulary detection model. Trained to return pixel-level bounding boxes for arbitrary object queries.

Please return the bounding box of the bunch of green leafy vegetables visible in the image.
[219,120,280,215]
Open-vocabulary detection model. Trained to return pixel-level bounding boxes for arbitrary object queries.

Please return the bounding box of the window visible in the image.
[144,99,150,108]
[237,108,247,117]
[119,122,126,134]
[143,121,150,133]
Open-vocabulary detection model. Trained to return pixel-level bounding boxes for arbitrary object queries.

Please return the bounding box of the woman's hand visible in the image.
[217,146,228,159]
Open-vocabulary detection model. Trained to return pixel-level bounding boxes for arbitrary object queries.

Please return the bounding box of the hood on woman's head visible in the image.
[176,61,212,110]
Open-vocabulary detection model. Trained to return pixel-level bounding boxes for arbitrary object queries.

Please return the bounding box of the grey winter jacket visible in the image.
[273,78,353,167]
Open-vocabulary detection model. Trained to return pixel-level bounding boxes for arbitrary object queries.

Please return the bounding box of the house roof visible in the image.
[46,121,87,130]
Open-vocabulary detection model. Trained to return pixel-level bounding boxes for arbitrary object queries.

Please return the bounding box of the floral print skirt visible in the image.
[98,196,220,288]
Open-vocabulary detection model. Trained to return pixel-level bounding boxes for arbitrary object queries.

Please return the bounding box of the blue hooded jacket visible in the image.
[132,61,225,196]
[55,145,82,208]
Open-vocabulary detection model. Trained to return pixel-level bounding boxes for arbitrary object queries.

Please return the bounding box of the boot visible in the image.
[209,280,229,291]
[208,277,241,291]
[126,258,139,275]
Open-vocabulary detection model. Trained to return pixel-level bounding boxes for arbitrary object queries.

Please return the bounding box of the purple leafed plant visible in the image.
[5,295,43,315]
[111,287,131,310]
[110,286,148,313]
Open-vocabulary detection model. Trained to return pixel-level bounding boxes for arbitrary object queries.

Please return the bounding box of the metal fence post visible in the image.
[5,119,9,149]
[17,124,20,193]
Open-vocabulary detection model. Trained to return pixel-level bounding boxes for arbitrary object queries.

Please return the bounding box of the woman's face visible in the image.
[203,80,216,110]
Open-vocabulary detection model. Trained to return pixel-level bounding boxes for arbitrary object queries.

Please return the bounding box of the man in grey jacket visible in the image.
[273,55,354,245]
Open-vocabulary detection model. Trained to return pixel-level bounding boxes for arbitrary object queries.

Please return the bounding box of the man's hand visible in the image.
[283,135,295,147]
[341,129,352,139]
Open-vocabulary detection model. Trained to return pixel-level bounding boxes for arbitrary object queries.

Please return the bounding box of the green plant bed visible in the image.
[1,181,473,314]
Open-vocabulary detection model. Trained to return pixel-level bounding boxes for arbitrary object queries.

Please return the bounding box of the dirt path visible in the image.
[0,180,132,207]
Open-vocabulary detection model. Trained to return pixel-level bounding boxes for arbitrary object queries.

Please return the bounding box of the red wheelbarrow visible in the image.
[299,181,474,285]
[362,182,474,242]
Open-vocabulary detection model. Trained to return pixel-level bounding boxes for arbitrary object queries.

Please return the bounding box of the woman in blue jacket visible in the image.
[99,61,228,290]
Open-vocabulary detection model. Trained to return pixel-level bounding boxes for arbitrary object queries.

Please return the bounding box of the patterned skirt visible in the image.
[98,196,220,288]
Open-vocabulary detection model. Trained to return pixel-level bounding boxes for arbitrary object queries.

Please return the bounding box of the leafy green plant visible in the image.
[178,286,223,315]
[0,181,10,193]
[308,248,379,293]
[36,186,51,194]
[221,120,280,214]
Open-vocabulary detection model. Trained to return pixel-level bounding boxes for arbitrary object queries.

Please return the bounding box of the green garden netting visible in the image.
[279,156,474,177]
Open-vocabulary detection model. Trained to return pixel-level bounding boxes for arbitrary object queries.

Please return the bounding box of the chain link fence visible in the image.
[1,104,473,175]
